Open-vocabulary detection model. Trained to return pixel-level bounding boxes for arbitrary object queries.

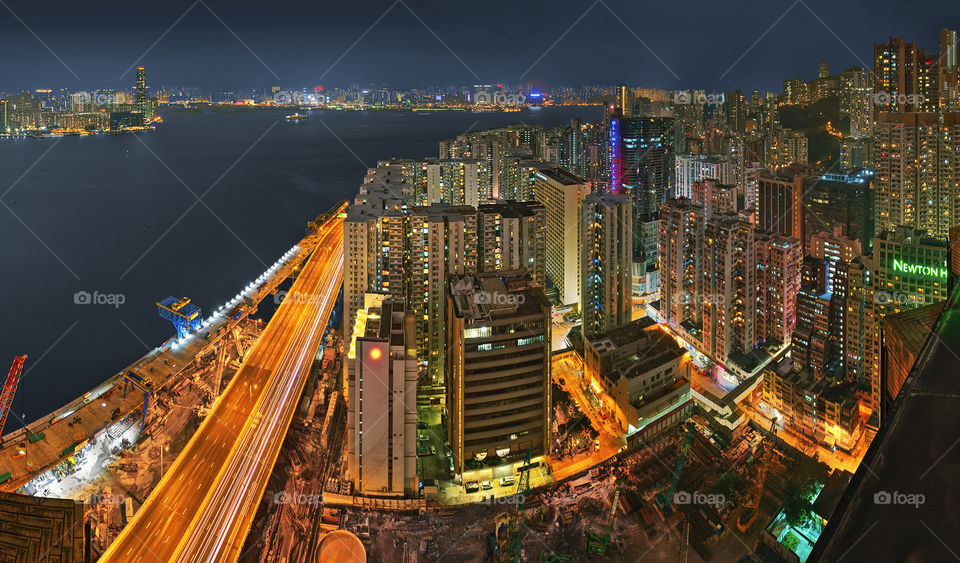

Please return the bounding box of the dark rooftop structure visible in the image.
[477,199,544,218]
[0,492,85,562]
[535,166,587,186]
[810,281,960,561]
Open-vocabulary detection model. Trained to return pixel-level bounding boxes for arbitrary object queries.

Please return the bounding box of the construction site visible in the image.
[53,318,265,558]
[308,408,836,563]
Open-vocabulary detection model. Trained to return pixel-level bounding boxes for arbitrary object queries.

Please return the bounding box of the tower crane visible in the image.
[655,421,696,517]
[0,356,27,436]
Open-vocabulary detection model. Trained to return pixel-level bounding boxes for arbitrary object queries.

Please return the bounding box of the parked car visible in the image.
[499,476,516,487]
[594,438,601,451]
[465,481,480,493]
[481,481,493,491]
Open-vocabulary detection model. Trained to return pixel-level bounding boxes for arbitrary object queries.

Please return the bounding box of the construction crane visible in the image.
[498,449,533,562]
[586,476,624,555]
[122,371,155,433]
[0,356,27,436]
[654,421,696,517]
[157,296,202,339]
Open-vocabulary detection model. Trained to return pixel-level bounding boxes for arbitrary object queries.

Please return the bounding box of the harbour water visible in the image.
[0,105,600,421]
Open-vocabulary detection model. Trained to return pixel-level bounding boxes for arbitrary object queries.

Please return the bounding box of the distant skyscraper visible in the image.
[135,66,147,126]
[581,192,632,339]
[873,37,924,112]
[839,66,873,138]
[616,84,633,117]
[941,29,959,110]
[818,60,830,79]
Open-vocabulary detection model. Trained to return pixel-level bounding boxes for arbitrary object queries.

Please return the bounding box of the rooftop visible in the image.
[535,166,587,186]
[810,280,960,561]
[448,270,545,323]
[477,200,544,218]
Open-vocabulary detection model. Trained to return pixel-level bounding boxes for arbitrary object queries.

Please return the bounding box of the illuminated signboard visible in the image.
[891,258,947,280]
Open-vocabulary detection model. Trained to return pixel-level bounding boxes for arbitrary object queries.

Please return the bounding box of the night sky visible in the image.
[0,0,954,93]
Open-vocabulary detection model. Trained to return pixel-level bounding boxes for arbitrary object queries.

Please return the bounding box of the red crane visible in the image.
[0,356,27,436]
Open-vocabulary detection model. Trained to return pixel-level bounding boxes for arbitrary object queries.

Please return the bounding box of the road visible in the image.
[550,357,626,481]
[101,206,345,563]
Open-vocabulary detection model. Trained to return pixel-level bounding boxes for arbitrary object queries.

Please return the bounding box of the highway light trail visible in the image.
[100,206,345,562]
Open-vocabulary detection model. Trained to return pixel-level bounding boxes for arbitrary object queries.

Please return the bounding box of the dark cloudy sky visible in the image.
[0,0,954,93]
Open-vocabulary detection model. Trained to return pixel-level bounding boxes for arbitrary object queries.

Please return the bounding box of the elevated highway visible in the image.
[101,202,346,562]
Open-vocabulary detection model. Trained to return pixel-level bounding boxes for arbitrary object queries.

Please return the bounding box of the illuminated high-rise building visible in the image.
[609,116,672,214]
[477,200,546,288]
[343,203,478,383]
[533,167,588,306]
[701,213,756,363]
[818,60,830,79]
[873,112,960,239]
[756,168,806,244]
[347,299,418,497]
[873,37,918,112]
[135,66,147,125]
[755,234,802,346]
[446,272,551,475]
[839,66,872,138]
[940,29,960,111]
[581,192,632,339]
[659,198,705,330]
[674,154,734,200]
[408,204,478,382]
[859,228,948,414]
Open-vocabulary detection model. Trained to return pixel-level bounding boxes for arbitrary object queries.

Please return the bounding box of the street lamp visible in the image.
[160,445,169,475]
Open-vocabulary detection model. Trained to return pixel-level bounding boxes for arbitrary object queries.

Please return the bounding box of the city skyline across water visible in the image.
[0,105,600,421]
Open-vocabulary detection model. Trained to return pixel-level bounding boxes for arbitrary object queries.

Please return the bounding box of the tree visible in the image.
[780,456,829,527]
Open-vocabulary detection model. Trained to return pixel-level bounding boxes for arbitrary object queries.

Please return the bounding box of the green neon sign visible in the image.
[891,258,947,279]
